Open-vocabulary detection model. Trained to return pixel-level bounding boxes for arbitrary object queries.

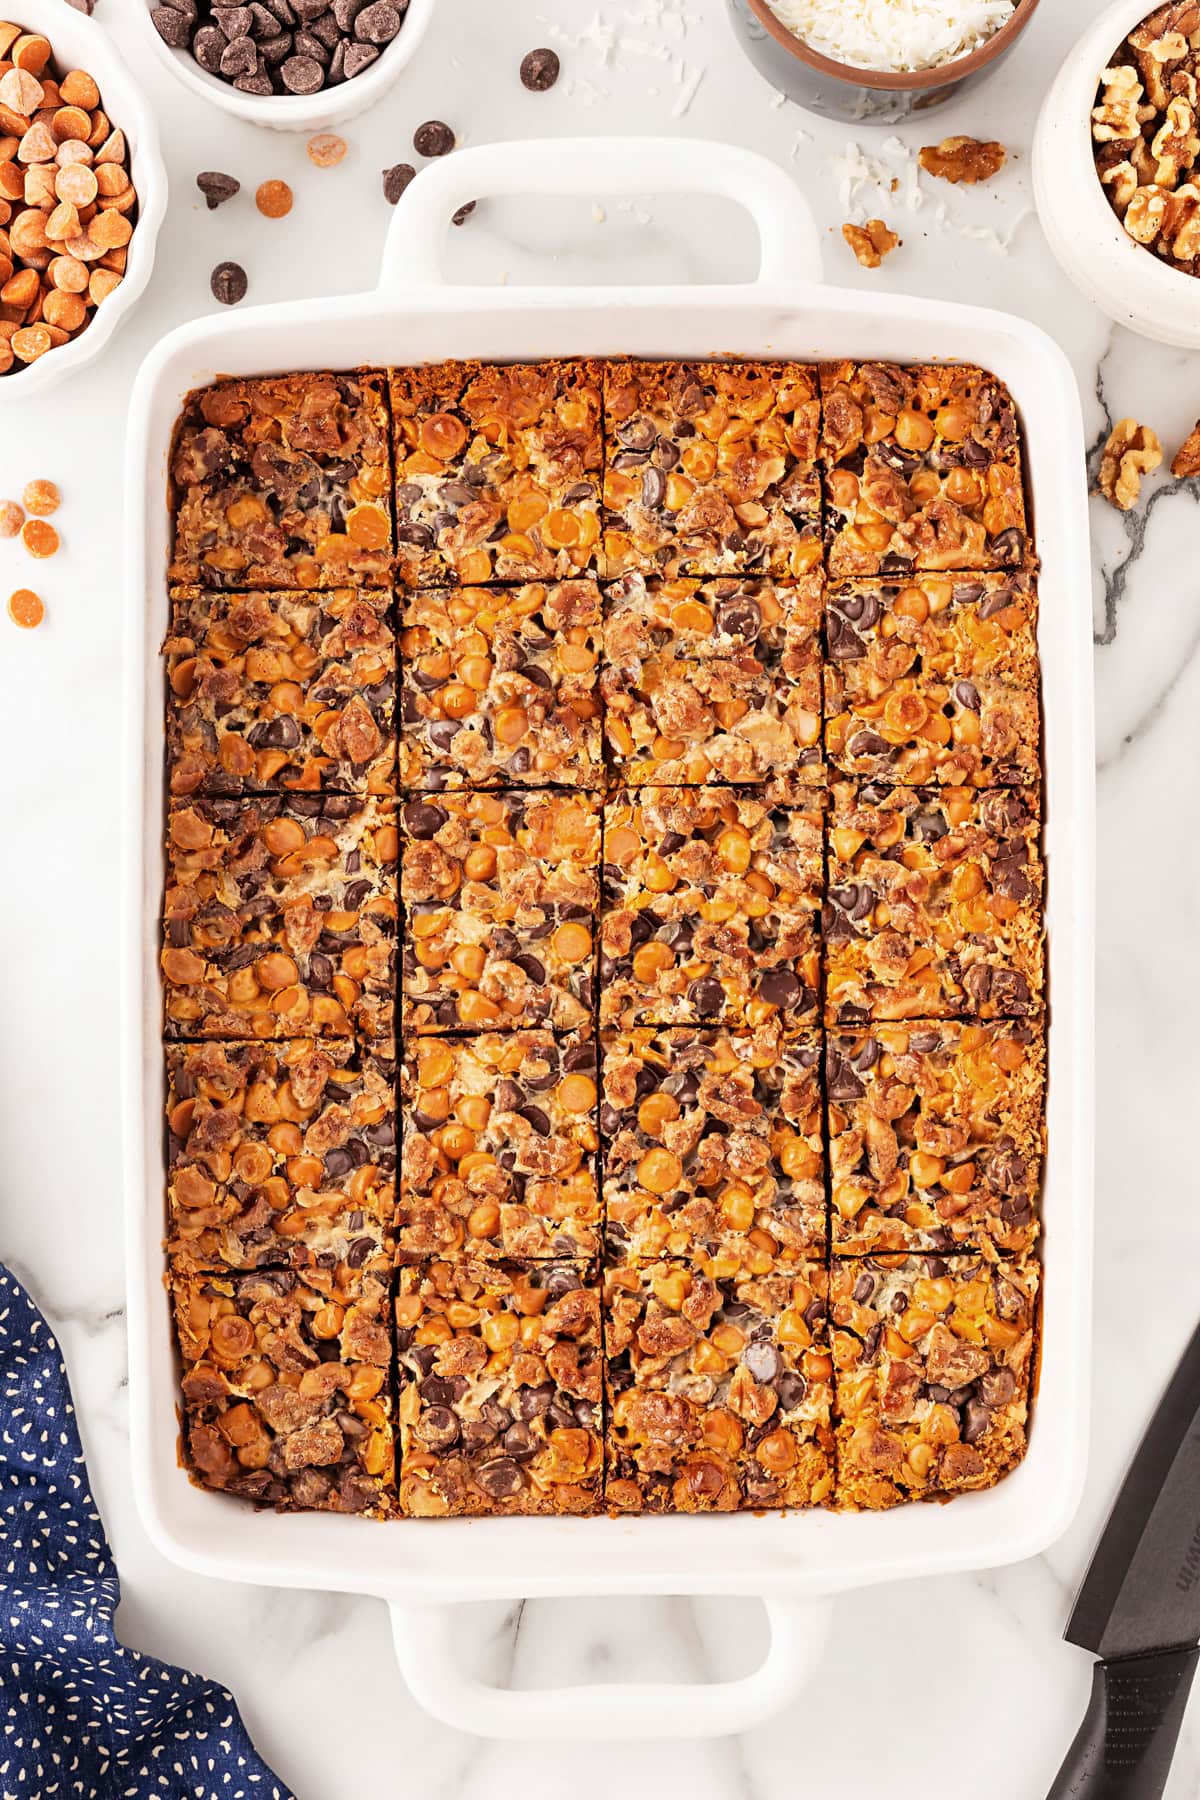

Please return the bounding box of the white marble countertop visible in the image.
[3,0,1199,1793]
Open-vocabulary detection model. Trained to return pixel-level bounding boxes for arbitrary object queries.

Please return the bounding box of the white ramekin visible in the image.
[1033,0,1200,348]
[132,0,437,133]
[2,0,167,402]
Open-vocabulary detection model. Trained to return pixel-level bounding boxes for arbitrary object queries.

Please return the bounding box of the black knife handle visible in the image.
[1047,1646,1200,1798]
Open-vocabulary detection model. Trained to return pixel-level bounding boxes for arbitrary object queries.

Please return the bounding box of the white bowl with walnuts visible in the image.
[1034,0,1200,346]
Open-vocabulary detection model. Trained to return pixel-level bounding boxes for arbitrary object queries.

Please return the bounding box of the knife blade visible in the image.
[1047,1317,1200,1799]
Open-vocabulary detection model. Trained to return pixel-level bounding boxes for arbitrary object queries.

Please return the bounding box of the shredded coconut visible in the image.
[762,0,1015,73]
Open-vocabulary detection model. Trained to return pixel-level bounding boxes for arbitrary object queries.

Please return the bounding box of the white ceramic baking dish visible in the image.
[121,137,1095,1742]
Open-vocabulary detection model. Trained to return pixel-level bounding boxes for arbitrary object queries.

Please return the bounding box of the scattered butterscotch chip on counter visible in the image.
[1171,420,1200,478]
[842,219,901,268]
[22,479,59,517]
[1098,417,1162,510]
[0,501,24,538]
[255,178,293,219]
[919,136,1008,184]
[7,587,43,628]
[21,518,58,558]
[307,134,347,168]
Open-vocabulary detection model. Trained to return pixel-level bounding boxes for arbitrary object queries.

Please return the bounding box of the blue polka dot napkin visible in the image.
[0,1264,294,1800]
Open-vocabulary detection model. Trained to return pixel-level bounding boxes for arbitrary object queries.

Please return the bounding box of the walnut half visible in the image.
[842,219,900,269]
[918,136,1007,184]
[1171,419,1200,476]
[1098,418,1163,510]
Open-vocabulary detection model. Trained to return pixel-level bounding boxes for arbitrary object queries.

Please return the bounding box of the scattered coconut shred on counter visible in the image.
[763,0,1014,71]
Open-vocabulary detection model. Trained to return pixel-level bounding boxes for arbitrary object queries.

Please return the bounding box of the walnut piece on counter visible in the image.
[918,136,1007,185]
[1098,418,1164,509]
[1171,419,1200,475]
[841,219,900,269]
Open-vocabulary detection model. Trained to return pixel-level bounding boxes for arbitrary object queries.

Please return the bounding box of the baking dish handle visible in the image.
[378,136,823,291]
[388,1593,831,1739]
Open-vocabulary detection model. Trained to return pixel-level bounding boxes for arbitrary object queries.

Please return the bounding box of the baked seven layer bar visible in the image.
[395,1258,603,1516]
[174,1266,395,1515]
[400,1032,600,1261]
[825,783,1044,1023]
[165,1039,396,1276]
[603,361,822,579]
[399,580,603,790]
[826,1022,1045,1256]
[400,790,598,1032]
[162,794,397,1041]
[824,571,1040,787]
[161,357,1046,1520]
[820,363,1027,578]
[164,588,395,798]
[169,374,393,591]
[604,1258,833,1511]
[830,1253,1037,1508]
[600,786,821,1028]
[601,1025,825,1266]
[389,360,603,587]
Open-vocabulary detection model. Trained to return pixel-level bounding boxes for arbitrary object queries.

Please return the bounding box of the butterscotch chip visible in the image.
[13,36,53,76]
[51,105,90,143]
[11,324,51,362]
[17,120,55,164]
[256,179,293,219]
[42,287,84,329]
[93,162,127,199]
[0,69,43,116]
[22,479,58,516]
[49,254,87,292]
[94,127,125,166]
[56,161,96,206]
[0,499,23,536]
[21,516,57,554]
[88,267,121,305]
[44,200,78,242]
[87,208,130,249]
[307,134,347,168]
[7,586,42,627]
[59,69,100,110]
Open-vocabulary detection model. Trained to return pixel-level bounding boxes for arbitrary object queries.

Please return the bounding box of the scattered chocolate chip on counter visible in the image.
[151,0,410,97]
[210,259,248,305]
[196,170,240,209]
[382,160,415,203]
[413,118,454,157]
[520,46,560,91]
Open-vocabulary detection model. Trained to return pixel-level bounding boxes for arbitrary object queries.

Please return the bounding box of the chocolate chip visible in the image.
[757,968,801,1010]
[688,976,724,1017]
[151,5,193,46]
[382,161,416,204]
[342,40,379,76]
[414,119,454,157]
[220,34,259,75]
[452,200,476,226]
[281,51,323,90]
[743,1342,780,1382]
[193,24,228,70]
[355,0,401,41]
[476,1458,523,1498]
[197,170,240,209]
[210,261,248,305]
[520,46,560,90]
